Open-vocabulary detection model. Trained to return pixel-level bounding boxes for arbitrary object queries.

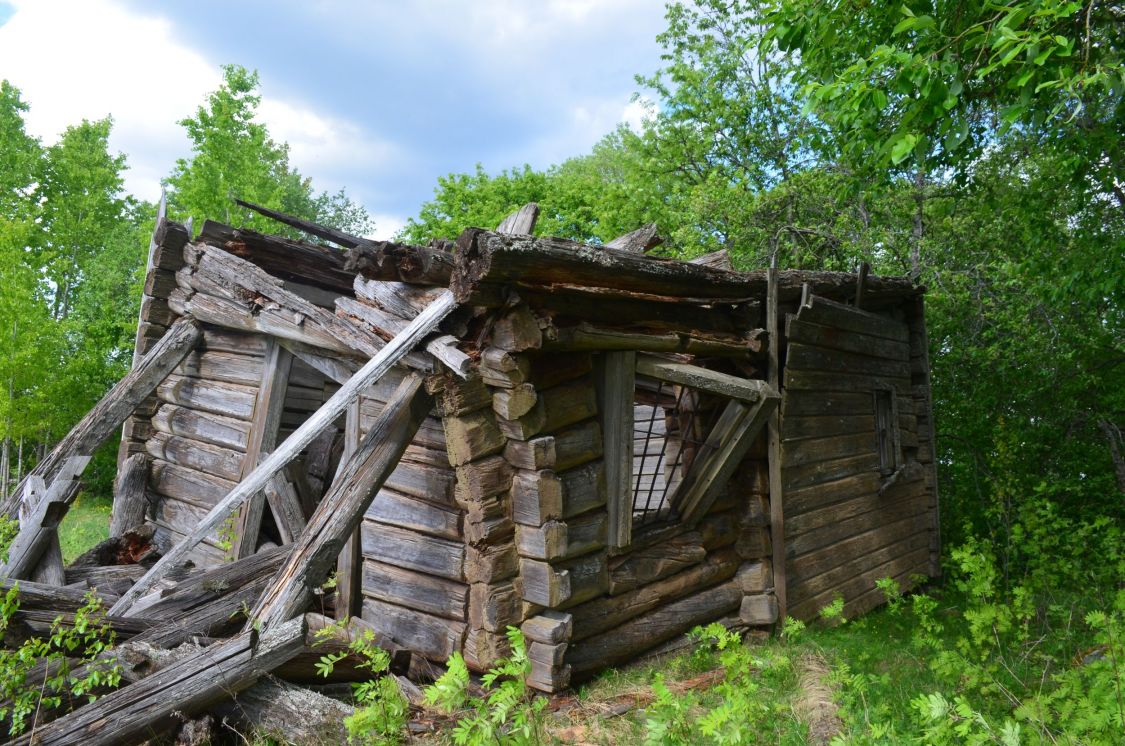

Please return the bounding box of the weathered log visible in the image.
[345,239,455,285]
[110,292,457,616]
[363,560,468,620]
[361,598,465,662]
[361,521,465,581]
[689,249,734,270]
[145,432,243,482]
[109,453,148,540]
[453,230,757,303]
[367,487,460,537]
[543,322,763,357]
[444,409,506,466]
[496,202,540,235]
[8,616,307,746]
[213,673,353,744]
[150,404,251,452]
[572,549,740,641]
[605,223,662,253]
[250,375,431,628]
[598,351,634,549]
[607,531,707,595]
[566,578,743,677]
[198,219,354,292]
[3,318,201,520]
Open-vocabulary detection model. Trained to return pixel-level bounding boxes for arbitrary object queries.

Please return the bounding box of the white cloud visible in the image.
[0,0,398,208]
[369,213,408,242]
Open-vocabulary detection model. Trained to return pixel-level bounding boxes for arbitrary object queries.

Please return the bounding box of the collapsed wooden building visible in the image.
[0,200,940,742]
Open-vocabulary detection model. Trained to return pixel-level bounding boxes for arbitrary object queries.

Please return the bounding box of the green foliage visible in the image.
[638,624,802,745]
[0,585,121,737]
[167,65,372,238]
[314,625,407,744]
[423,627,546,746]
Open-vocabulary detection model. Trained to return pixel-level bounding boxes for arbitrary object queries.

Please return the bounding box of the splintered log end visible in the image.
[452,227,491,303]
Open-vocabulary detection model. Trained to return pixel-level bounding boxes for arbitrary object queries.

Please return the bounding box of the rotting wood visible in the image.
[198,220,354,293]
[251,374,431,629]
[543,322,763,357]
[7,616,307,746]
[3,318,201,520]
[110,291,457,616]
[108,453,149,538]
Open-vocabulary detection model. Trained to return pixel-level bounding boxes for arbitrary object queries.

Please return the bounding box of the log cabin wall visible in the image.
[779,295,939,621]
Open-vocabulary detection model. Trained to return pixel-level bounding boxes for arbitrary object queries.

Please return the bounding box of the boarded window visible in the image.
[874,387,900,476]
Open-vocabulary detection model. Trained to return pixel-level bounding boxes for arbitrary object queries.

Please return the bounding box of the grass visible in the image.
[539,598,947,744]
[58,491,111,563]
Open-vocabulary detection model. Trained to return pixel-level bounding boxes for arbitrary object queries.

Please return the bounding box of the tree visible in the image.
[765,0,1125,203]
[167,65,373,237]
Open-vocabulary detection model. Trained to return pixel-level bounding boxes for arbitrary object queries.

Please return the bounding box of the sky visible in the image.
[0,0,668,238]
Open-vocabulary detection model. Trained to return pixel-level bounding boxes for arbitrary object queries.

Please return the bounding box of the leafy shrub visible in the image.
[0,585,121,736]
[315,626,407,745]
[424,627,546,746]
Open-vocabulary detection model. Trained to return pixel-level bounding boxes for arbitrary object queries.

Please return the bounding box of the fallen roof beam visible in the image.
[234,198,368,249]
[198,220,355,293]
[109,290,458,616]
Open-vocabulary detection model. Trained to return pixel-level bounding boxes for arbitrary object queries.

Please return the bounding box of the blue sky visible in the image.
[0,1,668,237]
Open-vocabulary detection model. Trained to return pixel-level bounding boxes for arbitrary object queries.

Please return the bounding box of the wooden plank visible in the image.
[335,398,362,620]
[177,349,264,386]
[598,351,633,549]
[782,413,876,441]
[785,344,911,379]
[109,291,458,616]
[786,490,931,560]
[607,531,706,595]
[785,318,909,361]
[250,375,432,628]
[782,432,877,469]
[7,618,307,746]
[605,223,661,253]
[789,544,930,621]
[783,453,881,491]
[565,578,742,676]
[784,471,883,517]
[362,561,467,620]
[787,530,929,610]
[767,262,786,623]
[149,459,237,507]
[636,356,769,403]
[677,392,778,525]
[787,513,931,588]
[783,369,911,394]
[150,404,251,452]
[797,295,909,342]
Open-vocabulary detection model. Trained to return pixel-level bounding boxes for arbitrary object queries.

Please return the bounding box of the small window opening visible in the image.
[874,387,899,476]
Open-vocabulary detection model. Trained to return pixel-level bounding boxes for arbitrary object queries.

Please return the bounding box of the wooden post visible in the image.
[109,291,458,616]
[335,398,362,620]
[598,351,634,548]
[233,340,294,559]
[766,260,787,623]
[855,261,870,310]
[109,453,149,537]
[251,375,431,629]
[2,318,201,520]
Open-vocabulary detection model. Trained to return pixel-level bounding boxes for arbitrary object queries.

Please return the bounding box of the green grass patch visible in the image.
[58,492,111,563]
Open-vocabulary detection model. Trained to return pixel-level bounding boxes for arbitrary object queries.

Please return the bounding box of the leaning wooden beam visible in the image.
[15,474,65,585]
[250,374,432,629]
[109,291,458,616]
[636,356,771,403]
[677,390,780,525]
[2,318,201,519]
[8,616,308,746]
[233,340,294,559]
[234,198,367,249]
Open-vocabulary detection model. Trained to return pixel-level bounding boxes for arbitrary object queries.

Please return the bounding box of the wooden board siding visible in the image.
[780,296,937,621]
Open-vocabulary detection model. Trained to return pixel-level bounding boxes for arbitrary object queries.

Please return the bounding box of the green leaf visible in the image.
[872,89,888,110]
[889,133,918,164]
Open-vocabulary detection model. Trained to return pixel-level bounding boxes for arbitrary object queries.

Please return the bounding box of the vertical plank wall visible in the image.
[780,296,938,620]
